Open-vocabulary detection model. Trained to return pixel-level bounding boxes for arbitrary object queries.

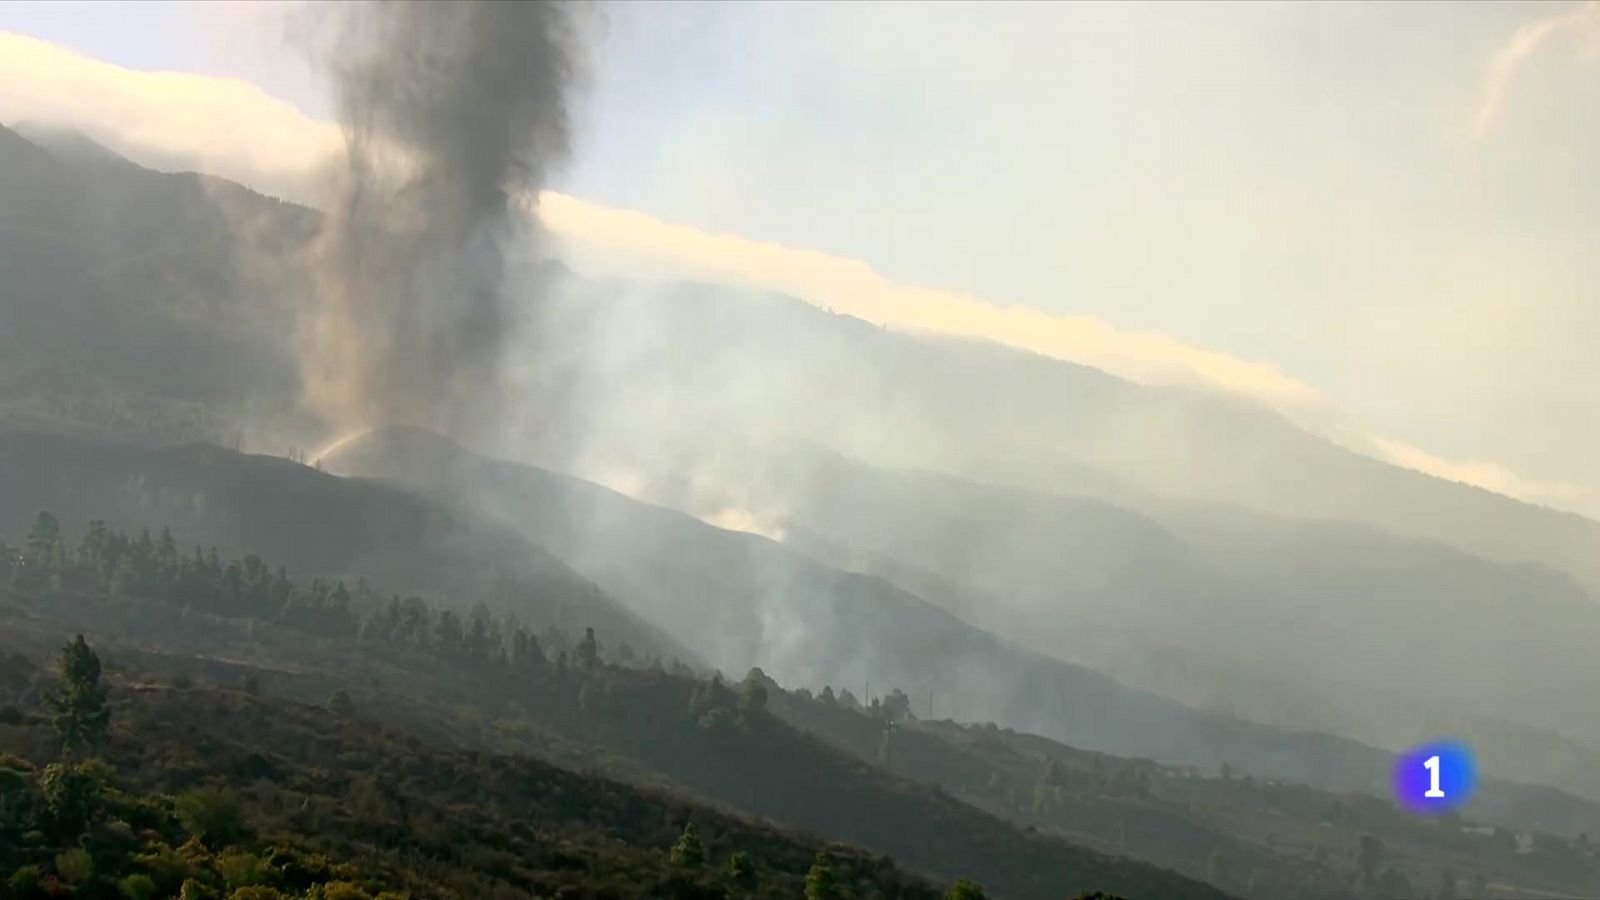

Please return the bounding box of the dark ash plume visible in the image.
[302,0,579,440]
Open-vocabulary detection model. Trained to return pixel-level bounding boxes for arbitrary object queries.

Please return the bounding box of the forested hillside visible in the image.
[4,511,1600,898]
[0,424,694,670]
[0,640,958,900]
[0,516,1232,900]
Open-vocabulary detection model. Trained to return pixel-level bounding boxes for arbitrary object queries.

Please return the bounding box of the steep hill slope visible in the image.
[516,269,1600,591]
[0,653,956,900]
[0,589,1233,900]
[0,422,693,667]
[321,426,1447,797]
[614,438,1600,797]
[6,120,1599,597]
[0,123,312,444]
[6,529,1598,900]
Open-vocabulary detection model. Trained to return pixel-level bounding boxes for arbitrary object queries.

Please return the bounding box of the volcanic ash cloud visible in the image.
[300,0,580,441]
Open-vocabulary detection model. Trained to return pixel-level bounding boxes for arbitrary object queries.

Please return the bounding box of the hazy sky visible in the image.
[2,1,1598,513]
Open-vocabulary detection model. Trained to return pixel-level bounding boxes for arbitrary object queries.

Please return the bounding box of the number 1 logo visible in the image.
[1394,741,1474,813]
[1423,755,1444,798]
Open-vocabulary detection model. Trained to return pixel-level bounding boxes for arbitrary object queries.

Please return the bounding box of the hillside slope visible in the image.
[321,426,1460,797]
[6,121,1599,597]
[0,586,1232,900]
[0,652,955,900]
[0,422,694,667]
[516,268,1600,592]
[619,438,1600,796]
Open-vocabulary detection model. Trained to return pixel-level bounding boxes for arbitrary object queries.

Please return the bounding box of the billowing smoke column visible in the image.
[301,0,577,441]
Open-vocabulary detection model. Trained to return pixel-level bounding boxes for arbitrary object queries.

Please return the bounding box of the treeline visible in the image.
[0,512,688,676]
[1,513,1192,899]
[1,513,945,731]
[3,512,360,639]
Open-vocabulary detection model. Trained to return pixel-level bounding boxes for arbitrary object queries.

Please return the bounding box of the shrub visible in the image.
[121,873,160,900]
[133,841,192,890]
[10,865,42,897]
[326,689,354,716]
[320,882,373,900]
[177,787,248,848]
[54,847,94,885]
[179,878,217,900]
[726,850,755,884]
[216,850,267,890]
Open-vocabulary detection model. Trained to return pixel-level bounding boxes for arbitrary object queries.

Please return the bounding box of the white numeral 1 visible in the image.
[1424,755,1445,798]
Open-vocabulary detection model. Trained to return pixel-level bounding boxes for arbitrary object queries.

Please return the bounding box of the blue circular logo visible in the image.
[1393,740,1476,814]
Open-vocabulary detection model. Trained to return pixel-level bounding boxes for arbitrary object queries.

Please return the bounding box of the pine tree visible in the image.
[51,635,109,755]
[670,822,705,868]
[726,851,756,890]
[805,851,840,900]
[577,626,601,672]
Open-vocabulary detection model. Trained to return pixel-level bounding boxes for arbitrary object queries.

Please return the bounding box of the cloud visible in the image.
[536,194,1596,512]
[1364,436,1587,510]
[0,30,342,203]
[0,27,1583,512]
[1471,2,1600,141]
[533,192,1328,416]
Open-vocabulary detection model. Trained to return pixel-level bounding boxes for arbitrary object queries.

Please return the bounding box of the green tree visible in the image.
[14,511,61,589]
[179,878,216,900]
[216,850,266,890]
[670,822,705,868]
[881,688,913,722]
[725,851,756,889]
[25,511,60,564]
[120,873,159,900]
[10,866,42,897]
[326,689,354,717]
[509,628,545,670]
[804,851,840,900]
[176,787,247,848]
[434,611,463,653]
[739,680,769,716]
[54,847,93,885]
[0,759,32,829]
[945,878,987,900]
[577,626,601,672]
[50,636,109,755]
[77,520,109,569]
[39,760,107,840]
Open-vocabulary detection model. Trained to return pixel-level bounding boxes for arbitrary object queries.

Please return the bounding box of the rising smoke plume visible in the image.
[301,1,580,441]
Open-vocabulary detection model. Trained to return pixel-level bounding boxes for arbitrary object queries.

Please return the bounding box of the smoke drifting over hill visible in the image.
[300,1,580,440]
